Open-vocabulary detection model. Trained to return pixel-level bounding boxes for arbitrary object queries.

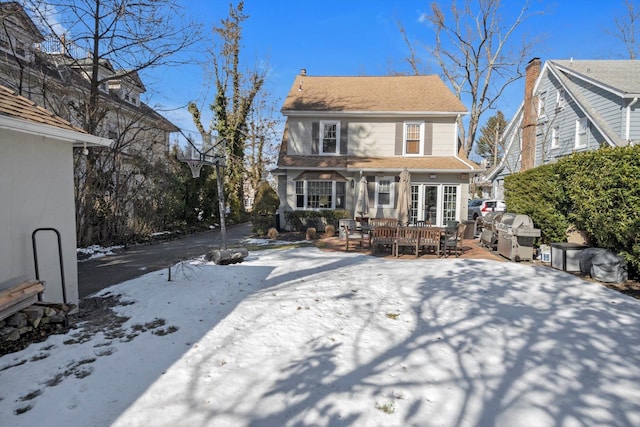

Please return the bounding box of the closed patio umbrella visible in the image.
[397,168,411,226]
[354,176,369,219]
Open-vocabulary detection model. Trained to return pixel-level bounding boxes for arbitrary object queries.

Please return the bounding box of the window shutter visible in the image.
[367,176,375,208]
[395,122,403,155]
[312,122,319,154]
[340,121,348,154]
[424,122,433,155]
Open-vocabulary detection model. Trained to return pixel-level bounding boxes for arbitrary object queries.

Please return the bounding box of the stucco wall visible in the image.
[0,129,79,305]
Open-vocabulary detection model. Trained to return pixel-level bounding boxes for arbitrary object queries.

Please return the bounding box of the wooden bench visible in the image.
[371,226,397,254]
[0,280,45,322]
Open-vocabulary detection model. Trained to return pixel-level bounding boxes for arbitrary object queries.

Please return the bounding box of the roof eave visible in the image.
[282,110,468,118]
[0,114,112,147]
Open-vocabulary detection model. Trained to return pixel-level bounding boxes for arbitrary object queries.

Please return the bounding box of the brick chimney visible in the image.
[521,57,541,171]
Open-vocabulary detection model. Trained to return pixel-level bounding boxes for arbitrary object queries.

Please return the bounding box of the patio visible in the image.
[319,231,505,262]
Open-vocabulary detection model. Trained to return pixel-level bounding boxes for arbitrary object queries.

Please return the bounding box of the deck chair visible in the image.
[395,227,421,258]
[442,223,466,257]
[341,220,368,251]
[371,226,397,254]
[419,227,441,256]
[441,223,459,257]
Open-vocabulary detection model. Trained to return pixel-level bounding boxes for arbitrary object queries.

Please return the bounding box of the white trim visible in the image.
[551,126,559,149]
[403,121,424,156]
[0,115,111,147]
[319,120,340,156]
[374,176,395,208]
[575,117,587,148]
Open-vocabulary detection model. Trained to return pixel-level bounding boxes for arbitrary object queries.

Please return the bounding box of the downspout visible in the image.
[626,97,638,144]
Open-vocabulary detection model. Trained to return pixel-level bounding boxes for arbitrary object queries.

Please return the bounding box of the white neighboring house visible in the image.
[0,84,110,306]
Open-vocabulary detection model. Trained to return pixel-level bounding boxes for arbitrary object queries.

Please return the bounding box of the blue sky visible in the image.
[142,0,631,149]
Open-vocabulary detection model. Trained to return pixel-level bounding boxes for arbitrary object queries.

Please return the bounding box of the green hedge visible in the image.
[284,210,351,232]
[505,145,640,272]
[560,146,640,270]
[504,163,569,244]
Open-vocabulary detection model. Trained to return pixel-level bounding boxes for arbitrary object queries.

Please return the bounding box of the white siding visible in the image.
[0,130,79,305]
[431,122,456,156]
[348,121,394,156]
[287,119,312,155]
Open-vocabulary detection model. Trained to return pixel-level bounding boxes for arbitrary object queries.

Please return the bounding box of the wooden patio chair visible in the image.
[395,226,421,258]
[341,220,369,251]
[419,227,441,256]
[371,226,397,255]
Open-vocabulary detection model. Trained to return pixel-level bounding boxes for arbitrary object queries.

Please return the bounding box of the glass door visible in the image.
[423,186,438,224]
[410,185,439,225]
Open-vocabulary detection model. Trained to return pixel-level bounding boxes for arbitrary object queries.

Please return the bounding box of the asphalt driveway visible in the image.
[77,223,254,298]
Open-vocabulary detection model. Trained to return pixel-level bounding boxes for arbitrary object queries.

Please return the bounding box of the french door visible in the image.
[410,184,459,226]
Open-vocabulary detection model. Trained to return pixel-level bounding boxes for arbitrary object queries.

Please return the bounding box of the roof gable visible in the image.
[282,74,467,114]
[549,60,640,97]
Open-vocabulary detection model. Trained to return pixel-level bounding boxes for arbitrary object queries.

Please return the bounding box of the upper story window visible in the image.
[575,117,587,148]
[556,89,566,110]
[551,126,559,149]
[537,92,547,119]
[404,122,424,155]
[375,176,394,208]
[320,120,340,155]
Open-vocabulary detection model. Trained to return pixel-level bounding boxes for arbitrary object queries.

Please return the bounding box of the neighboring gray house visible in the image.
[0,84,110,306]
[488,58,640,198]
[276,70,480,228]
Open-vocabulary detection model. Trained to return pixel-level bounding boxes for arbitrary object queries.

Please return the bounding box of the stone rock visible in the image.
[6,312,27,328]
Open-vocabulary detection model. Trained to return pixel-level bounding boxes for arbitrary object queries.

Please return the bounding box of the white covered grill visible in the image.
[496,213,541,261]
[480,211,504,250]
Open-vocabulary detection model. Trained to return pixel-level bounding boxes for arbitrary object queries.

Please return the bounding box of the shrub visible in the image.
[325,224,335,237]
[284,210,351,232]
[251,182,280,235]
[504,163,569,244]
[505,145,640,275]
[306,227,317,240]
[267,227,278,240]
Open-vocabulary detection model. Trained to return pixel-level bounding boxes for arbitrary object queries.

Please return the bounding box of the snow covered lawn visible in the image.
[2,246,640,426]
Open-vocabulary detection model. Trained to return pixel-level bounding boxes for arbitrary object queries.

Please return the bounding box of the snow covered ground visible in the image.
[2,245,640,426]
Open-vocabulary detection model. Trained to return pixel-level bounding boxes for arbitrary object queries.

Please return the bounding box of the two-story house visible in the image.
[275,70,480,228]
[489,57,640,198]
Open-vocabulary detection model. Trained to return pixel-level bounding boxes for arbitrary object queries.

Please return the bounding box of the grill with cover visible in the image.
[480,211,504,250]
[495,213,541,261]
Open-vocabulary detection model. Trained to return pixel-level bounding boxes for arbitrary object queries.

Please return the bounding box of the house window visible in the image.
[375,177,394,208]
[556,89,565,110]
[320,121,339,155]
[551,126,559,148]
[575,117,587,148]
[537,92,546,119]
[404,122,423,155]
[295,180,344,209]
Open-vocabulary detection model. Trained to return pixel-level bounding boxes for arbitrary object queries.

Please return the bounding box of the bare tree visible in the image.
[401,0,540,158]
[24,0,200,134]
[16,0,202,245]
[245,90,282,196]
[611,0,640,59]
[188,1,265,219]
